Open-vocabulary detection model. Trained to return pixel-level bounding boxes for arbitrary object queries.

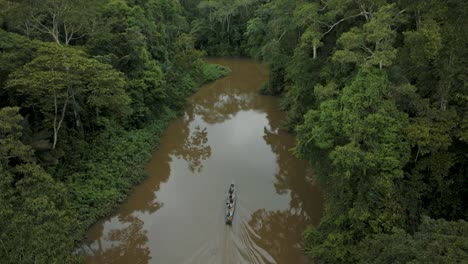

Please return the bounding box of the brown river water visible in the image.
[82,58,323,264]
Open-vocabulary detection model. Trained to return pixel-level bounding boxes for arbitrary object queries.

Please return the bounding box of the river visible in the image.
[82,58,323,264]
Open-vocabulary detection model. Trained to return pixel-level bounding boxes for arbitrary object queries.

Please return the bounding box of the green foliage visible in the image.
[356,217,468,263]
[244,0,304,94]
[61,108,177,227]
[333,4,403,69]
[3,0,104,45]
[298,69,412,262]
[191,0,259,56]
[0,107,32,162]
[0,107,79,263]
[7,43,131,149]
[202,63,231,83]
[0,30,37,105]
[85,0,205,124]
[1,0,467,262]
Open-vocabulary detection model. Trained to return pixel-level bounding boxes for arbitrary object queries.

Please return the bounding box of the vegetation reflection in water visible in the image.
[82,58,323,264]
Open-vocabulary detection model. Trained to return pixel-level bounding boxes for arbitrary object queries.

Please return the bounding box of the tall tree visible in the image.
[5,0,103,45]
[7,44,131,149]
[333,4,404,69]
[297,68,412,262]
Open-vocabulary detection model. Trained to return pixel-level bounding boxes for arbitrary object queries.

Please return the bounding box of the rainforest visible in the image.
[0,0,467,263]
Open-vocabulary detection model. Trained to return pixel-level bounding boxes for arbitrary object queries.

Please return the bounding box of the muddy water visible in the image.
[82,58,323,264]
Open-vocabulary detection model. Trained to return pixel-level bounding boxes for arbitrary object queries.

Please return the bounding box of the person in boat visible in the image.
[229,183,235,194]
[227,194,234,204]
[227,203,233,209]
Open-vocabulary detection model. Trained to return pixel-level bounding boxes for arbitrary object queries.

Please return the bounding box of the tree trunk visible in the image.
[53,93,58,149]
[313,44,317,59]
[52,92,69,150]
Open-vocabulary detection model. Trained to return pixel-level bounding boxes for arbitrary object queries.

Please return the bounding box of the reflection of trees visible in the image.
[135,151,170,214]
[82,147,170,262]
[188,59,270,125]
[249,104,323,262]
[147,109,212,174]
[173,126,211,173]
[263,112,323,224]
[248,209,309,264]
[167,59,270,171]
[84,214,151,264]
[192,88,255,124]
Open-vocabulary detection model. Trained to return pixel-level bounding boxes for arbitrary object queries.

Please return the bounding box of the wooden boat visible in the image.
[225,183,236,225]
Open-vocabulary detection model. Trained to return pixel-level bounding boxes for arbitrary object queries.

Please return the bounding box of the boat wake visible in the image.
[181,198,277,264]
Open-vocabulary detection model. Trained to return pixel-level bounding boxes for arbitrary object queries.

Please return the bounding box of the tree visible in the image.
[0,107,79,263]
[8,44,131,149]
[298,69,411,262]
[193,0,258,55]
[0,30,36,105]
[333,4,404,69]
[292,2,326,60]
[244,0,303,94]
[357,217,468,263]
[5,0,104,45]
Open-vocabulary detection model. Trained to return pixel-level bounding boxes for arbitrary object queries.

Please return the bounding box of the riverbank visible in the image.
[57,62,230,260]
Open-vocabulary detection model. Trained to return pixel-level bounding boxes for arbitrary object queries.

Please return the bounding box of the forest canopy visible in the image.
[1,0,467,263]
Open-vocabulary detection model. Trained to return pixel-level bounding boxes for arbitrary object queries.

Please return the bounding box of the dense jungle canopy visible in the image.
[1,0,467,263]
